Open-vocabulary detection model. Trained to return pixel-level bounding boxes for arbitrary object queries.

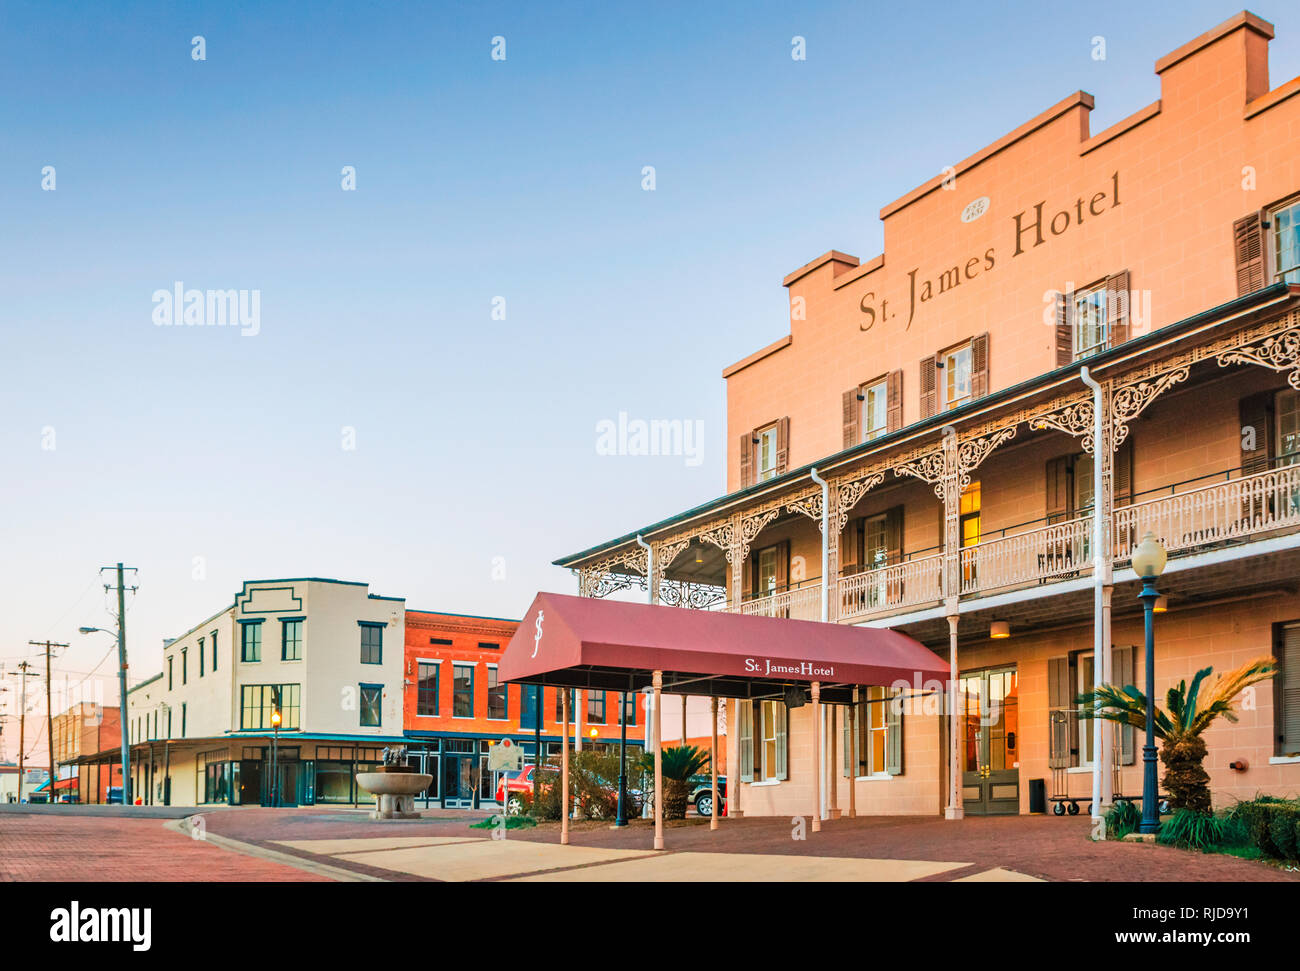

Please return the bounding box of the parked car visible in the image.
[496,764,643,817]
[106,786,124,805]
[688,774,727,817]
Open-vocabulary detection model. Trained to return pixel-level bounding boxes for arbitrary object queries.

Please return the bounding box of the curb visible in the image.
[162,817,386,882]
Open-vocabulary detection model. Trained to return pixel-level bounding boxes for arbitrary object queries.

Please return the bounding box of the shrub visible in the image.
[1227,796,1300,859]
[1156,809,1231,851]
[1105,800,1141,840]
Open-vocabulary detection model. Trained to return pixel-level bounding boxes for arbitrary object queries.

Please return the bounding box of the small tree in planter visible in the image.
[1079,657,1276,813]
[638,745,710,820]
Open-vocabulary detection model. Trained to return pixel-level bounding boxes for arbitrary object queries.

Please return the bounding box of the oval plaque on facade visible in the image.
[961,196,990,223]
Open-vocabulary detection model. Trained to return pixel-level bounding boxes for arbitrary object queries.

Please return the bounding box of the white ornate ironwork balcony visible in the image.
[960,514,1094,596]
[1113,462,1300,560]
[838,552,944,621]
[726,583,823,621]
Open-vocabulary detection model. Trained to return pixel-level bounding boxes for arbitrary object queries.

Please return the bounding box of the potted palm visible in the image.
[639,745,711,820]
[1078,657,1276,813]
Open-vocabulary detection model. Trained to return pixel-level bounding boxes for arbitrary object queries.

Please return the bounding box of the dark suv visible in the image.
[688,774,726,817]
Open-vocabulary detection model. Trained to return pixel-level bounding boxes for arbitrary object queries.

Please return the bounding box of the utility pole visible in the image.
[28,642,67,802]
[14,662,38,803]
[100,563,138,806]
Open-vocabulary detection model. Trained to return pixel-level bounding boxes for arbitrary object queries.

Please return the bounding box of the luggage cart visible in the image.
[1049,714,1170,816]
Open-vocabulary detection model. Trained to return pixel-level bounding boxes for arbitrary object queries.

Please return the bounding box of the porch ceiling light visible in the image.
[1132,532,1168,579]
[989,621,1011,639]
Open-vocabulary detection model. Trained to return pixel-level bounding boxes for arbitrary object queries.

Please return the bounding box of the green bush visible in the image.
[1157,809,1234,852]
[1105,800,1141,839]
[1227,796,1300,860]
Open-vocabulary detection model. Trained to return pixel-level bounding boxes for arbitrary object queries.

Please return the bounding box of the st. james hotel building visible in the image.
[556,11,1300,819]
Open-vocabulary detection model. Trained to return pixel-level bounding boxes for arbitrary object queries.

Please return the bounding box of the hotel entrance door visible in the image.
[959,666,1020,815]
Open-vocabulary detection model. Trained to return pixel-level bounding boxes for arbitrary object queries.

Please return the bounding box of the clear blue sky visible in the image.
[2,1,1296,730]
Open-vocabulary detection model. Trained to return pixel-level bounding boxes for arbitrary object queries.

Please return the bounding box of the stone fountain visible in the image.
[355,747,433,820]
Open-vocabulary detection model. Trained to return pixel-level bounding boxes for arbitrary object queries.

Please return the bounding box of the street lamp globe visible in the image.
[1132,532,1167,579]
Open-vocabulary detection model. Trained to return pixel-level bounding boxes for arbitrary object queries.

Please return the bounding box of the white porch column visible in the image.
[1100,584,1115,811]
[946,614,964,820]
[653,670,664,850]
[811,681,822,833]
[710,695,719,832]
[561,686,570,845]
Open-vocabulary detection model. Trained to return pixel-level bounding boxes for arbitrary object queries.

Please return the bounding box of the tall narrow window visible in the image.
[487,668,507,720]
[1272,199,1300,285]
[1278,390,1300,466]
[521,684,540,727]
[618,692,636,726]
[198,637,205,678]
[942,343,973,410]
[359,622,384,664]
[281,619,303,661]
[756,425,779,481]
[587,691,606,725]
[181,648,188,685]
[359,685,382,727]
[453,664,474,718]
[417,662,439,716]
[167,656,173,690]
[1072,283,1108,359]
[240,621,262,662]
[211,631,218,672]
[1276,622,1300,757]
[861,378,889,442]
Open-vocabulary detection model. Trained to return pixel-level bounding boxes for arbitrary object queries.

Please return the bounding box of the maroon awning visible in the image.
[498,592,948,704]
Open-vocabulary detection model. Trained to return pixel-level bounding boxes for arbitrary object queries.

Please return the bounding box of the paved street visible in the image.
[3,806,1298,882]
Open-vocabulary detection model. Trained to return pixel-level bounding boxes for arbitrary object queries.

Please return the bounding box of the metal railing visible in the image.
[1114,461,1300,560]
[960,514,1093,595]
[838,551,944,620]
[727,583,823,621]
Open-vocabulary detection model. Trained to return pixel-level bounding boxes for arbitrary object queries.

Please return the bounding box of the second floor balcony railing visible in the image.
[726,460,1300,623]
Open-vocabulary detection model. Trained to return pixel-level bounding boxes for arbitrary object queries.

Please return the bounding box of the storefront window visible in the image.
[417,662,439,716]
[487,667,507,720]
[453,664,474,718]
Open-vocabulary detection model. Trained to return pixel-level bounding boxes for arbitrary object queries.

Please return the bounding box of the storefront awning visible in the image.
[499,592,948,704]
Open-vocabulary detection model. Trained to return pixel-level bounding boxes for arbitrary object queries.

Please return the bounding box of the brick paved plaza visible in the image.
[3,806,1297,883]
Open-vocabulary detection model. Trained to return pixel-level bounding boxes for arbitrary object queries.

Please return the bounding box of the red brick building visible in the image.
[50,702,123,804]
[403,608,645,808]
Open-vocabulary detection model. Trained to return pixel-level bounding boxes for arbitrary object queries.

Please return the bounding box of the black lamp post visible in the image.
[615,688,629,826]
[1132,531,1167,836]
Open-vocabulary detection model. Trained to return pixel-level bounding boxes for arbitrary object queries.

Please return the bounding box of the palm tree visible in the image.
[1078,657,1276,813]
[638,745,711,820]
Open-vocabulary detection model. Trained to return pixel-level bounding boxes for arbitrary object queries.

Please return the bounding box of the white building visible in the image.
[77,577,407,807]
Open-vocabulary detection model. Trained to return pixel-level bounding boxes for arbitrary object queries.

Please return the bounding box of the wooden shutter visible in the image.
[774,540,790,593]
[1106,270,1131,345]
[842,703,854,776]
[775,702,789,780]
[839,518,861,574]
[1233,211,1267,296]
[1046,456,1071,523]
[884,506,904,565]
[739,432,754,489]
[1047,656,1071,768]
[741,553,753,602]
[1114,438,1134,508]
[1239,391,1275,475]
[842,388,861,449]
[1111,645,1136,765]
[738,700,754,782]
[919,355,938,418]
[775,417,790,475]
[971,333,990,399]
[1278,623,1300,757]
[1055,290,1074,367]
[886,369,903,431]
[885,692,904,776]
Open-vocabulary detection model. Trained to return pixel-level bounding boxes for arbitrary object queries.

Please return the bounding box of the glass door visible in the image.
[959,666,1020,815]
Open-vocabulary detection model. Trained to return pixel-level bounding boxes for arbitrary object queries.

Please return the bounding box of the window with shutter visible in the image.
[775,416,790,475]
[886,369,903,431]
[739,432,754,489]
[1047,656,1073,768]
[1272,200,1300,285]
[861,378,889,442]
[919,354,938,418]
[1106,270,1131,345]
[885,692,904,776]
[754,424,779,482]
[1111,645,1136,765]
[1276,622,1300,758]
[842,388,860,449]
[1233,211,1266,295]
[941,343,974,410]
[738,700,754,782]
[1055,290,1073,367]
[970,333,990,400]
[1114,438,1134,508]
[1239,393,1275,534]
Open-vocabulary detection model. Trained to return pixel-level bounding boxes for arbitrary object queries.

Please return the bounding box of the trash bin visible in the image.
[1028,778,1047,815]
